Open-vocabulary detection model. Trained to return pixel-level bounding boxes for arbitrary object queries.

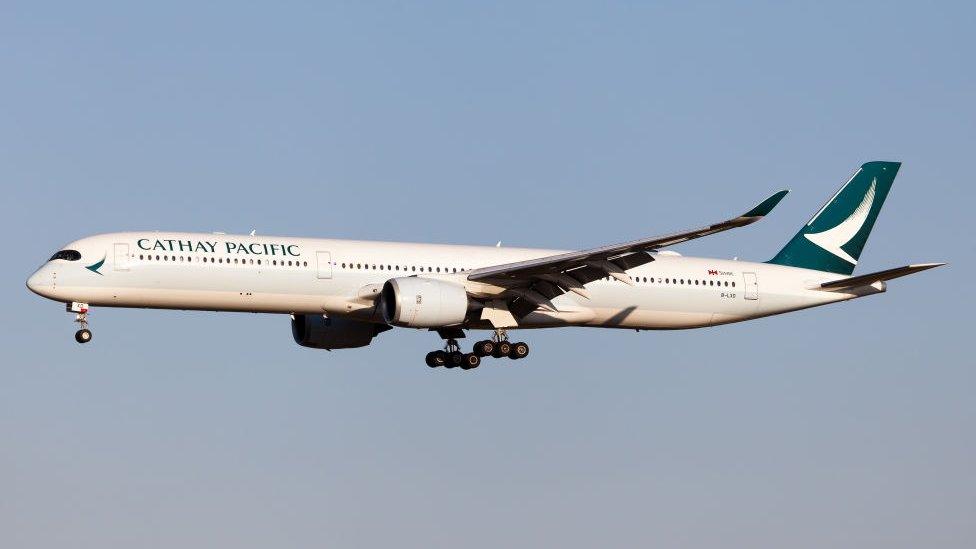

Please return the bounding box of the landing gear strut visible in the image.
[68,302,92,344]
[426,329,529,369]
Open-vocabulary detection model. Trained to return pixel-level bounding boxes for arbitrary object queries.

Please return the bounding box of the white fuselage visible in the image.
[27,232,879,331]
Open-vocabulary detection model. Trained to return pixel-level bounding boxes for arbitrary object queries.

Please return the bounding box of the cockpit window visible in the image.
[50,250,82,261]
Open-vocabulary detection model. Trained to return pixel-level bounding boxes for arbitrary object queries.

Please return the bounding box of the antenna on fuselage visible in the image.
[496,241,502,247]
[250,229,257,236]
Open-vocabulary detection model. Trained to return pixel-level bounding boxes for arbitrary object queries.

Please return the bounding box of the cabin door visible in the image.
[743,272,759,300]
[114,243,130,271]
[316,251,333,279]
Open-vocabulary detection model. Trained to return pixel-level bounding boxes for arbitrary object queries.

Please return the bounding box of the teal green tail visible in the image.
[767,161,900,275]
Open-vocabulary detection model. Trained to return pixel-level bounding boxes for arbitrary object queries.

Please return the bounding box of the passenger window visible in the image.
[732,281,736,287]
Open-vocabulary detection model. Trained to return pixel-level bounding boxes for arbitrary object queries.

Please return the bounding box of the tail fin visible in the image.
[767,161,900,275]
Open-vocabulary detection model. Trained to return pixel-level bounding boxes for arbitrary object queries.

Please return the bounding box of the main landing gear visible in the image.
[68,302,92,344]
[425,339,481,370]
[425,329,530,370]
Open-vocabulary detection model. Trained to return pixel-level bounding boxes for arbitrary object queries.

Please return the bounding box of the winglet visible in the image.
[742,189,790,218]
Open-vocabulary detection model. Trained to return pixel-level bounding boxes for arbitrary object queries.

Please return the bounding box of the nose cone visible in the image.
[27,269,54,298]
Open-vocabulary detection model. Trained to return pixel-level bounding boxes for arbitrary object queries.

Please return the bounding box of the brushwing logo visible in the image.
[85,254,106,275]
[803,179,877,265]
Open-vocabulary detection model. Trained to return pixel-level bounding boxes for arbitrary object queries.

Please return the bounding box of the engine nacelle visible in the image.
[291,315,390,350]
[381,277,468,328]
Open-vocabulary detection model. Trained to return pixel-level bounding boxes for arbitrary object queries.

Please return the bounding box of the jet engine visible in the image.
[291,314,390,350]
[381,277,469,328]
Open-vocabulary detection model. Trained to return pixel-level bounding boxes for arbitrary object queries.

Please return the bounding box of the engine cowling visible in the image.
[381,277,468,328]
[291,315,390,350]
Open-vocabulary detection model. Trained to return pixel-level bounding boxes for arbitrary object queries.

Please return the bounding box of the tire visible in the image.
[474,340,495,357]
[448,351,464,368]
[494,341,512,358]
[425,351,442,367]
[75,329,92,344]
[460,353,481,370]
[509,341,529,360]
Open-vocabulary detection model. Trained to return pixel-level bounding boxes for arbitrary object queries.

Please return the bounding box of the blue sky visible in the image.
[2,2,973,547]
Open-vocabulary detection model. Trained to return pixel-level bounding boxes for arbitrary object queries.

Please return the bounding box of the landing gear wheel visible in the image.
[460,353,481,370]
[75,329,92,344]
[448,351,464,368]
[426,351,447,368]
[493,341,512,358]
[474,340,495,357]
[509,341,529,360]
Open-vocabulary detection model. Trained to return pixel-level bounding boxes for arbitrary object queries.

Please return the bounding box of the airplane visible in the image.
[26,161,943,370]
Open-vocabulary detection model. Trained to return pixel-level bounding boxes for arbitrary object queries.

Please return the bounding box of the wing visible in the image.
[467,189,789,316]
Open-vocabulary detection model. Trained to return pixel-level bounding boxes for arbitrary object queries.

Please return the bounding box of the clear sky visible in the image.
[2,2,973,547]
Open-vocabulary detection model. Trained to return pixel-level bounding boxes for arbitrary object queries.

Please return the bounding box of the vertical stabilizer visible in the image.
[767,161,900,275]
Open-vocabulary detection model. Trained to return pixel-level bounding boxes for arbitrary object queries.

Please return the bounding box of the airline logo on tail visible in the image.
[803,179,877,265]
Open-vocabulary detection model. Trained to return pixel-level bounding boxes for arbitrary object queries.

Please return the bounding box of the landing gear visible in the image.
[460,353,481,370]
[473,340,495,357]
[429,339,476,370]
[509,341,529,360]
[492,340,512,358]
[425,351,447,368]
[68,302,92,344]
[425,329,529,369]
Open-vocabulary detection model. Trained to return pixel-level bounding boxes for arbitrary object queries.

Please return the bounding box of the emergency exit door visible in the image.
[743,272,759,300]
[316,251,332,279]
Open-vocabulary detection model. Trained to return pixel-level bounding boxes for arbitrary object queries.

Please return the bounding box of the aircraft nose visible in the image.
[26,269,52,297]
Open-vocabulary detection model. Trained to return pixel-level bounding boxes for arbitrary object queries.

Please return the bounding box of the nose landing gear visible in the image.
[67,302,92,344]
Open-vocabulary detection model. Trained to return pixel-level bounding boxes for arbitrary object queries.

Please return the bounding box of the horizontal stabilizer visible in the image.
[817,262,945,291]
